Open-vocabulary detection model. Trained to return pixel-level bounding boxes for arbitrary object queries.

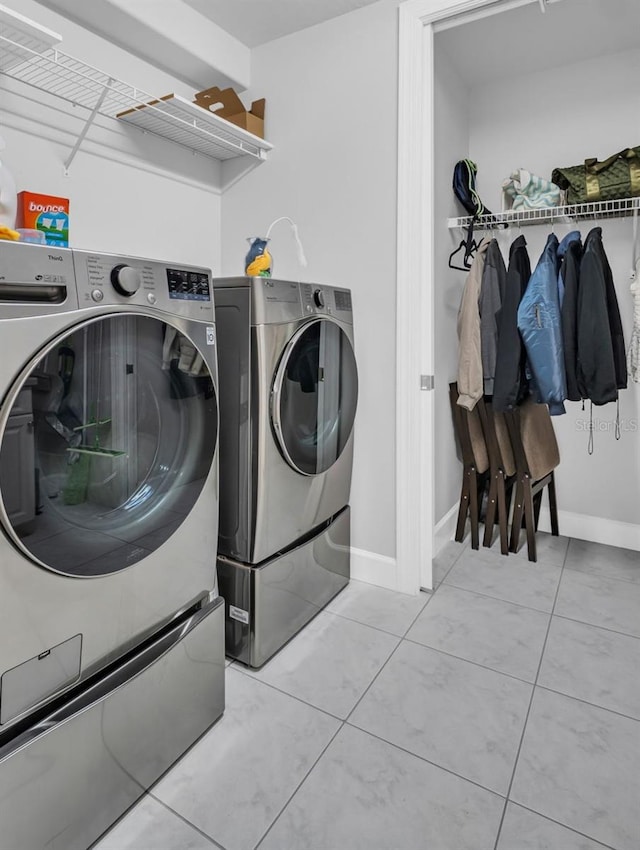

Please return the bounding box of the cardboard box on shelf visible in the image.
[16,191,69,247]
[193,87,266,139]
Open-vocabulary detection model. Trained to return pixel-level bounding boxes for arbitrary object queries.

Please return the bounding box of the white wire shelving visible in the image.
[0,11,272,173]
[447,197,640,230]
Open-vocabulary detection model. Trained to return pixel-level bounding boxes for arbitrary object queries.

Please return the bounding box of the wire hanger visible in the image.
[448,218,480,271]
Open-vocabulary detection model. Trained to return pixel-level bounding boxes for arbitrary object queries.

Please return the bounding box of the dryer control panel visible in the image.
[301,283,353,324]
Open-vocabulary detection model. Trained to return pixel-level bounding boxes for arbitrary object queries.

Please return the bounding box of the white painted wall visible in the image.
[1,0,222,271]
[432,33,640,535]
[221,0,399,564]
[433,43,470,524]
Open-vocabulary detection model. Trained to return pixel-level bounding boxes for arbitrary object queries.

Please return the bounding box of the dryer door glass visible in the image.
[0,315,217,576]
[274,319,358,475]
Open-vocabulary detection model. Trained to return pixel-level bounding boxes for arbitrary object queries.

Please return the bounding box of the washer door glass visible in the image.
[0,315,217,576]
[273,319,358,475]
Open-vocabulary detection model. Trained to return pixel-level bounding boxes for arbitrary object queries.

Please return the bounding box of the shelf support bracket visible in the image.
[63,78,113,176]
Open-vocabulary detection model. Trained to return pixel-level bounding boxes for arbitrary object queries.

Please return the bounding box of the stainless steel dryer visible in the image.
[0,241,224,850]
[214,277,358,667]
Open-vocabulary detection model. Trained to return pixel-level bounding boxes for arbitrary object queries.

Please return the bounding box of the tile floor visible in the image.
[93,534,640,850]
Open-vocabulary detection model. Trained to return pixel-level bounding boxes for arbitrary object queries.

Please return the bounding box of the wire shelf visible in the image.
[0,3,61,72]
[0,31,272,163]
[447,197,640,230]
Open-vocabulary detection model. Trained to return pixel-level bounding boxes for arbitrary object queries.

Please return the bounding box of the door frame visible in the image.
[395,0,541,592]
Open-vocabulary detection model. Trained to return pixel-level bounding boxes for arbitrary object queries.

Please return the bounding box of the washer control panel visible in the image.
[73,249,214,320]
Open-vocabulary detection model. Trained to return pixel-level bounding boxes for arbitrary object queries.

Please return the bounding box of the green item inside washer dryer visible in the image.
[63,453,90,505]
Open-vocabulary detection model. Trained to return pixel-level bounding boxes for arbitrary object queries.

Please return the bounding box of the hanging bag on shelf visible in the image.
[453,159,492,217]
[551,147,640,205]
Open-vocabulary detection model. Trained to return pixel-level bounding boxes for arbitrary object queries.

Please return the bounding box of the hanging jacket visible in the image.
[457,237,491,410]
[577,227,627,405]
[517,233,567,415]
[479,239,506,395]
[492,235,531,412]
[558,231,582,402]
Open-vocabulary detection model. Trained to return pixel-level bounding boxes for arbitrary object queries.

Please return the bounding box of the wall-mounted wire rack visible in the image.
[0,7,272,173]
[447,197,640,230]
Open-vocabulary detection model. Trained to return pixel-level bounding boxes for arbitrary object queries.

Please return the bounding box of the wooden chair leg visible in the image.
[548,472,559,536]
[522,480,537,563]
[510,481,524,553]
[455,475,470,543]
[496,473,509,556]
[483,474,498,548]
[533,490,543,530]
[469,469,480,550]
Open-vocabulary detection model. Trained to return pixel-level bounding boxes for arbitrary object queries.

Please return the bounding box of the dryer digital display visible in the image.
[167,268,211,301]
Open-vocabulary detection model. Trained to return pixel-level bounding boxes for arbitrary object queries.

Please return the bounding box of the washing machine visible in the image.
[0,241,224,850]
[213,277,358,667]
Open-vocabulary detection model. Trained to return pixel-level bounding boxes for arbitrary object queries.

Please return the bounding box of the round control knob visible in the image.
[313,289,325,308]
[110,264,141,297]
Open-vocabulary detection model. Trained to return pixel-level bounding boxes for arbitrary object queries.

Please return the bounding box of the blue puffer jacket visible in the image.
[517,233,567,415]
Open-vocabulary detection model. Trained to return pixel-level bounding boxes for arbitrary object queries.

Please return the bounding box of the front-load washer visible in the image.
[0,241,224,849]
[213,277,358,667]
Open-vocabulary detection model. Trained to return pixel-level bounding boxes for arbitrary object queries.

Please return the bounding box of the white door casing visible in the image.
[395,0,546,591]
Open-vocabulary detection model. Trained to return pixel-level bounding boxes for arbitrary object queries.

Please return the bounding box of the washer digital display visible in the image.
[167,268,211,301]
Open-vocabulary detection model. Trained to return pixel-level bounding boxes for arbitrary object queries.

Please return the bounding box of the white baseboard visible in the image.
[537,507,640,551]
[433,504,459,557]
[350,547,398,591]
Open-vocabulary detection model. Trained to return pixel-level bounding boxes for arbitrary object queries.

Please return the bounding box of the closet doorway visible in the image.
[397,0,640,591]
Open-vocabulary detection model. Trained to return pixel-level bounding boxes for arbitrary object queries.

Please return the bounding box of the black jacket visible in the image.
[492,235,531,412]
[559,234,582,401]
[480,239,507,395]
[577,227,627,405]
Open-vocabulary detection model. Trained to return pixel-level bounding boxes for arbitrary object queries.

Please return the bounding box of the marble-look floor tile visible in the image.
[349,640,532,794]
[444,550,562,612]
[482,531,570,568]
[153,668,340,850]
[259,725,504,850]
[406,584,549,681]
[433,539,466,585]
[565,538,640,585]
[94,795,218,850]
[497,803,610,850]
[325,578,429,636]
[555,569,640,638]
[538,616,640,719]
[242,610,399,719]
[511,688,640,850]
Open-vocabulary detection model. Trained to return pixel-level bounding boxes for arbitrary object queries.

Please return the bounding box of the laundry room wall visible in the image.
[0,0,223,272]
[434,25,640,548]
[220,0,400,582]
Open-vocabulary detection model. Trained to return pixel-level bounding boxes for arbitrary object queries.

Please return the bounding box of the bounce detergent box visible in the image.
[16,191,69,247]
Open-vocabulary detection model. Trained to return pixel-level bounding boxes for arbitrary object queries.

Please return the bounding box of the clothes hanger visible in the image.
[448,219,481,271]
